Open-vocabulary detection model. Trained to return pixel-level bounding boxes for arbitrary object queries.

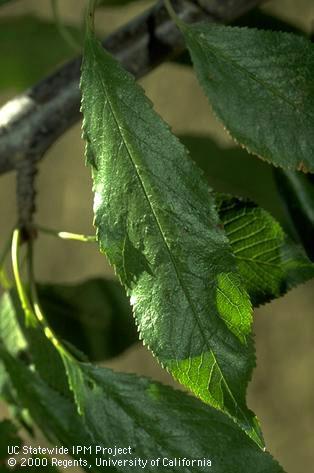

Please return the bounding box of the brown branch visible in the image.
[0,0,263,175]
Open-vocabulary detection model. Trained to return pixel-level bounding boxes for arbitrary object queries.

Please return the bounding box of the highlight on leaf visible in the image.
[217,195,314,306]
[174,18,314,172]
[80,0,263,447]
[1,0,314,471]
[0,290,285,473]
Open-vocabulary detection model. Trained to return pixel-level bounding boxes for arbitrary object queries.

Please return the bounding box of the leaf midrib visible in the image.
[97,70,209,350]
[91,45,249,432]
[194,28,313,122]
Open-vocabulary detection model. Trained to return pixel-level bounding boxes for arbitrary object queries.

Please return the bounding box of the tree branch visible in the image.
[0,0,263,175]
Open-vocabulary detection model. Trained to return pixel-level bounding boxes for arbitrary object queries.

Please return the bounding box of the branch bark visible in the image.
[0,0,263,175]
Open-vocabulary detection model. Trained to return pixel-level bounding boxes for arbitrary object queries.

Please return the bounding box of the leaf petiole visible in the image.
[11,228,72,359]
[37,225,97,243]
[11,229,36,326]
[164,0,185,28]
[26,238,73,359]
[0,230,13,289]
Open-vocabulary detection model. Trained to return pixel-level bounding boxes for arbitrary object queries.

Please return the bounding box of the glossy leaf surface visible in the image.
[0,345,285,473]
[0,294,110,473]
[4,290,71,398]
[0,348,104,473]
[180,23,314,172]
[218,196,314,306]
[63,355,285,473]
[81,9,263,445]
[0,298,285,473]
[0,278,137,391]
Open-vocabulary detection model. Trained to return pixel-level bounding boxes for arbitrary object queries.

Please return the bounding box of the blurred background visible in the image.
[0,1,314,472]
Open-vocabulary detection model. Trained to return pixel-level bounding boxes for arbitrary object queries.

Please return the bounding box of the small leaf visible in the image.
[217,195,314,306]
[274,169,314,261]
[179,23,314,172]
[81,6,263,445]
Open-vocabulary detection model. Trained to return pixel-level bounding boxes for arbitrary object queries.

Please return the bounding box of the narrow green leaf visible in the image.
[218,195,314,306]
[0,302,38,438]
[274,169,314,261]
[0,292,26,356]
[0,349,104,473]
[3,291,71,398]
[179,23,314,172]
[0,294,19,420]
[81,6,265,446]
[38,278,137,361]
[0,292,112,472]
[0,291,27,401]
